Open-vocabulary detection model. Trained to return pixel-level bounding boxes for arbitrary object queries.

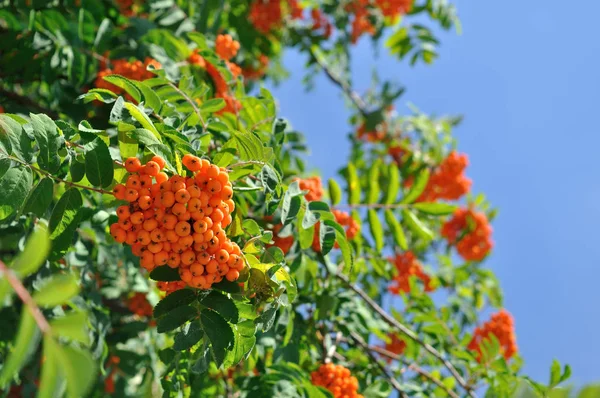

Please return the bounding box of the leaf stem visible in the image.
[0,260,51,334]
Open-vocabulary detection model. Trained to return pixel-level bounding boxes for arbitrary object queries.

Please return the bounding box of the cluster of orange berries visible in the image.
[441,208,493,262]
[311,9,333,38]
[312,210,360,251]
[95,57,161,101]
[296,176,323,202]
[383,334,406,362]
[375,0,413,18]
[418,151,472,202]
[110,155,244,292]
[127,292,153,317]
[468,310,517,362]
[357,122,386,142]
[188,34,242,115]
[388,251,434,294]
[311,363,363,398]
[348,0,376,44]
[249,0,303,33]
[242,54,270,81]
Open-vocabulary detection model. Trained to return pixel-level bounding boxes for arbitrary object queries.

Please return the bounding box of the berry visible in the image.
[468,310,517,362]
[295,176,323,202]
[388,251,434,294]
[215,34,240,61]
[441,208,493,261]
[311,363,363,398]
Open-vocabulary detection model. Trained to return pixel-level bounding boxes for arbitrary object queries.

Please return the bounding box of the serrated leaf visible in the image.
[402,168,430,204]
[103,75,141,102]
[153,289,196,318]
[384,210,407,250]
[149,265,181,281]
[328,178,342,206]
[69,159,85,182]
[124,102,160,139]
[201,309,234,367]
[29,113,62,173]
[156,305,198,333]
[347,162,360,205]
[173,321,203,351]
[49,188,82,239]
[33,274,80,307]
[0,310,40,387]
[134,81,161,113]
[0,166,32,221]
[77,88,117,104]
[83,137,114,188]
[200,98,226,113]
[0,157,10,180]
[223,320,256,368]
[191,345,211,374]
[22,178,53,217]
[413,202,457,215]
[385,164,400,204]
[368,209,384,251]
[50,312,89,345]
[402,209,434,241]
[200,291,239,323]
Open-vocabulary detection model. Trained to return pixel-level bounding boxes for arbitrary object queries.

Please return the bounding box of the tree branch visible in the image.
[334,271,476,398]
[0,260,51,334]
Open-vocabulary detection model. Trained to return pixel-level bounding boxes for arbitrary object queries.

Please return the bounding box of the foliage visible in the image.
[0,1,569,397]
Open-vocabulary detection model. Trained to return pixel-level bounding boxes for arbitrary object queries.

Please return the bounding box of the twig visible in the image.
[168,83,207,130]
[341,336,460,398]
[308,47,369,116]
[349,331,409,398]
[0,260,51,334]
[334,271,476,398]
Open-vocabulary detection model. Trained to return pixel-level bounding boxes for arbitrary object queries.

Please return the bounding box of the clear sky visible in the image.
[267,0,600,386]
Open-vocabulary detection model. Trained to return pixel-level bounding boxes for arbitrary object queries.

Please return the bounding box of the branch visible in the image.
[0,260,51,334]
[349,331,409,398]
[334,271,476,398]
[0,88,59,119]
[308,47,369,116]
[168,83,207,130]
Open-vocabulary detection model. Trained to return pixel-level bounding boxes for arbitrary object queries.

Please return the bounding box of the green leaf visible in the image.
[118,126,139,160]
[1,115,32,162]
[173,321,203,351]
[49,311,89,345]
[413,202,457,215]
[134,81,161,113]
[368,209,384,251]
[200,98,226,113]
[402,209,434,241]
[318,220,336,255]
[124,102,161,140]
[200,291,239,323]
[0,310,40,387]
[232,129,268,162]
[156,305,198,333]
[328,178,342,205]
[153,289,196,318]
[0,117,13,155]
[53,341,96,398]
[0,157,10,180]
[346,162,360,205]
[223,320,256,368]
[38,337,61,398]
[0,166,33,221]
[191,345,211,374]
[149,265,181,282]
[385,210,408,250]
[10,222,50,277]
[402,168,430,204]
[363,380,392,398]
[333,228,354,274]
[200,309,234,367]
[103,74,141,102]
[49,188,83,239]
[367,159,381,204]
[69,159,85,182]
[77,88,117,104]
[33,274,80,307]
[22,177,53,218]
[550,359,561,386]
[29,113,62,173]
[385,164,400,204]
[83,138,114,188]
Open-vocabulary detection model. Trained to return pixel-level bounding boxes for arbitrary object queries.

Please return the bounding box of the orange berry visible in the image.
[207,164,220,178]
[180,268,192,282]
[182,154,202,171]
[190,263,205,276]
[125,231,137,245]
[172,202,187,216]
[216,249,230,263]
[140,251,154,265]
[206,259,218,274]
[206,180,222,194]
[161,191,176,207]
[126,175,141,189]
[193,220,208,234]
[160,181,172,192]
[167,253,181,268]
[148,242,163,254]
[154,251,169,266]
[111,226,127,243]
[113,184,127,200]
[162,214,178,230]
[144,161,160,176]
[150,229,164,242]
[165,230,179,243]
[138,195,152,210]
[130,211,144,224]
[197,251,211,265]
[226,269,239,282]
[137,230,151,245]
[118,218,132,231]
[151,155,166,169]
[211,209,224,223]
[139,175,153,189]
[175,221,191,237]
[187,185,201,198]
[143,219,158,232]
[181,250,196,265]
[178,212,191,222]
[125,157,142,172]
[220,185,233,200]
[125,188,139,202]
[175,189,191,204]
[191,275,206,289]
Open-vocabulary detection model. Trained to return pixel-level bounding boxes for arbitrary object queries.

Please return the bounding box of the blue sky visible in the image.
[267,0,600,386]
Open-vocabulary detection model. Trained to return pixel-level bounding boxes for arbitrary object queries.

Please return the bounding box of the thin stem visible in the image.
[342,336,460,398]
[308,47,368,116]
[334,271,476,398]
[349,331,409,398]
[169,83,207,131]
[0,260,51,334]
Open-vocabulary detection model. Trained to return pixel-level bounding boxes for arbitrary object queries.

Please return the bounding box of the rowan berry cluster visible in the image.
[383,334,406,361]
[110,155,244,292]
[468,310,517,361]
[249,0,303,33]
[272,223,294,254]
[441,208,493,262]
[418,151,472,202]
[296,176,323,202]
[95,57,161,101]
[349,1,375,44]
[311,9,333,39]
[215,34,240,61]
[312,210,360,251]
[127,292,153,317]
[242,55,270,81]
[375,0,413,18]
[388,251,434,294]
[311,363,363,398]
[357,122,386,142]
